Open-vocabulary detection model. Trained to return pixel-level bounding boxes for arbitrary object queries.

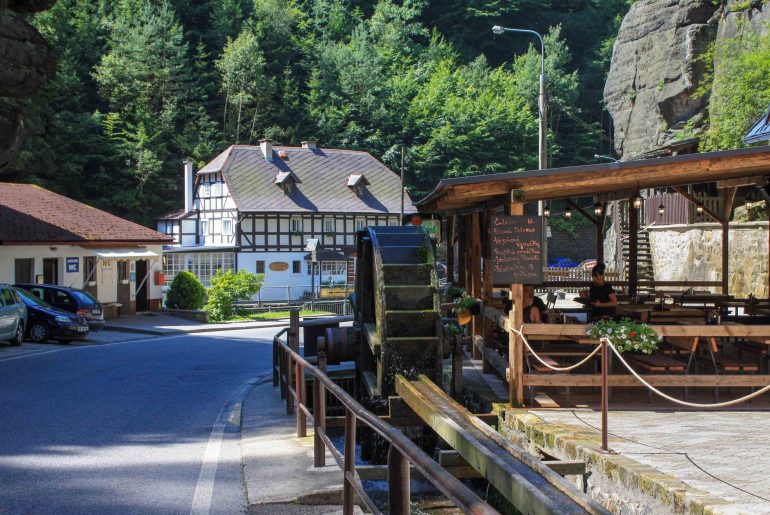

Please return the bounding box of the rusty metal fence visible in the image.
[272,314,498,515]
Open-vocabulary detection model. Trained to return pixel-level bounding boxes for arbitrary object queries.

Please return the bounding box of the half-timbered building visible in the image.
[157,140,412,299]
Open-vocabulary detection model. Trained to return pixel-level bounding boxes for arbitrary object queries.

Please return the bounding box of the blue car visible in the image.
[0,284,27,346]
[14,287,89,344]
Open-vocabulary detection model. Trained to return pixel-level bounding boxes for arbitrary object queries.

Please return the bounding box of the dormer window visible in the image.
[275,170,302,195]
[347,174,370,197]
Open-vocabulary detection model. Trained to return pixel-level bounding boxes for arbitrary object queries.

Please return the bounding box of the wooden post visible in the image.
[471,211,483,359]
[509,200,525,406]
[342,408,356,515]
[387,444,410,515]
[722,187,737,295]
[447,215,455,284]
[296,360,306,437]
[597,203,606,264]
[457,215,466,289]
[628,196,639,297]
[482,210,493,373]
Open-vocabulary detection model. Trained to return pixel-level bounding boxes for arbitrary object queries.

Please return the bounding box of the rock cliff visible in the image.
[604,0,770,160]
[0,1,57,173]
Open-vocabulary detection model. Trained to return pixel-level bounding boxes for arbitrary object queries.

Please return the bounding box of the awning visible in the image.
[85,248,159,259]
[304,249,348,261]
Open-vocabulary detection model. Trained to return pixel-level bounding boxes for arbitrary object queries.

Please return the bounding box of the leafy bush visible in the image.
[205,270,264,321]
[587,318,661,354]
[166,271,205,310]
[446,285,464,302]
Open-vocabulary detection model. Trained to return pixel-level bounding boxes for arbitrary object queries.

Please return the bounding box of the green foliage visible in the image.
[587,318,662,354]
[701,29,770,151]
[456,295,479,311]
[446,285,464,302]
[10,0,635,221]
[205,270,264,321]
[166,271,206,310]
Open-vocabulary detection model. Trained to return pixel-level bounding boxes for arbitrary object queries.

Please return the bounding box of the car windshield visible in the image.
[16,287,51,308]
[71,290,98,305]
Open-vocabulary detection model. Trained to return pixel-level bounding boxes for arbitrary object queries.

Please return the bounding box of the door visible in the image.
[43,258,58,284]
[83,256,98,297]
[135,260,148,312]
[0,288,9,337]
[14,258,34,284]
[117,260,131,310]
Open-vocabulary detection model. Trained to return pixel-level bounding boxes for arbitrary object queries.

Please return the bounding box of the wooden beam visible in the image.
[629,196,639,297]
[596,203,606,264]
[722,187,737,294]
[509,200,524,406]
[482,211,494,372]
[672,186,722,224]
[717,176,766,189]
[524,374,770,387]
[446,215,455,284]
[566,199,598,226]
[457,215,466,288]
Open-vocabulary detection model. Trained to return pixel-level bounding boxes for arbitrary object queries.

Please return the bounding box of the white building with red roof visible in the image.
[0,183,172,315]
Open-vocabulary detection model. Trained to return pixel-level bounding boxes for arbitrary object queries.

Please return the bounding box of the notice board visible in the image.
[490,215,543,284]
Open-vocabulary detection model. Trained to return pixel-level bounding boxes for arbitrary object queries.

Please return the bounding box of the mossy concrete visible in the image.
[499,410,732,514]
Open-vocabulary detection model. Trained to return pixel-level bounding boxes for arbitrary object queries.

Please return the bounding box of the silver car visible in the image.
[0,284,27,346]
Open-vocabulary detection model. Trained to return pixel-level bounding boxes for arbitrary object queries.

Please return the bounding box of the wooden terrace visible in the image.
[418,146,770,406]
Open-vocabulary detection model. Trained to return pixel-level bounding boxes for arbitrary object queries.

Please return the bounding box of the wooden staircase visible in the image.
[621,227,655,294]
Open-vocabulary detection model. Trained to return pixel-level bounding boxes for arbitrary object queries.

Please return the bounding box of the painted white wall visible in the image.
[0,244,164,305]
[237,251,348,301]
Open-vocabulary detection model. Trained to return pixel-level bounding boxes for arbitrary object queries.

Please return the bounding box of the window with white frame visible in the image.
[163,252,234,287]
[324,218,334,233]
[201,184,211,198]
[200,219,210,236]
[388,217,399,226]
[222,219,233,236]
[321,261,347,277]
[211,182,222,197]
[355,218,366,231]
[290,217,303,233]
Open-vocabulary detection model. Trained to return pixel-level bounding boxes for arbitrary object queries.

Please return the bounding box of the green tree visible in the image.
[166,271,206,310]
[701,30,770,151]
[205,270,264,321]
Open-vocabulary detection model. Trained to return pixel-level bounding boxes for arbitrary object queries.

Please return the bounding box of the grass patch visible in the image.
[225,310,333,322]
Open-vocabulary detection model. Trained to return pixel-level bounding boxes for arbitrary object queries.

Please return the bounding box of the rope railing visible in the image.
[603,336,770,409]
[514,325,602,372]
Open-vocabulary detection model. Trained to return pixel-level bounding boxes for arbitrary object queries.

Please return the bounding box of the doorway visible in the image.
[43,258,58,284]
[117,260,131,313]
[83,256,98,297]
[14,258,34,284]
[135,259,148,312]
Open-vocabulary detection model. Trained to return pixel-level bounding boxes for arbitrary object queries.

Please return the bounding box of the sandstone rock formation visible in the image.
[605,0,770,160]
[604,0,718,160]
[0,1,57,173]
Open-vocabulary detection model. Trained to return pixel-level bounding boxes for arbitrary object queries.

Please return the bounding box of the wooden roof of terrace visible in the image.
[416,146,770,213]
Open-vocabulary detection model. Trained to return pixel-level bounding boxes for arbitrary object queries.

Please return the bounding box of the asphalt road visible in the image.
[0,327,280,515]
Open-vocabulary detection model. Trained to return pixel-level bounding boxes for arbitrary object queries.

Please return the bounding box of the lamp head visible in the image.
[492,25,505,35]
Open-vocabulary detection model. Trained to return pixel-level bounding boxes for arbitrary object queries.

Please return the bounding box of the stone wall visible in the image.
[649,222,768,297]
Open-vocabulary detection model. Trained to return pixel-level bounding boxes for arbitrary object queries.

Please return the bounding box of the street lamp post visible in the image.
[493,25,547,263]
[492,25,547,173]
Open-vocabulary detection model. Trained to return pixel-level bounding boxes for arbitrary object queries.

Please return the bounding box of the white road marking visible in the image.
[190,377,262,515]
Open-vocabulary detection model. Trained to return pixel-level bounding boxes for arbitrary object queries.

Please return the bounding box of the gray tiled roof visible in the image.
[743,103,770,145]
[214,145,414,214]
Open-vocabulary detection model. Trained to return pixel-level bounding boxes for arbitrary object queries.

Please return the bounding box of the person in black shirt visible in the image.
[581,263,617,320]
[524,285,547,323]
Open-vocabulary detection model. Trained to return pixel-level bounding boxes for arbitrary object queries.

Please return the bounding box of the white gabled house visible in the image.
[157,140,413,300]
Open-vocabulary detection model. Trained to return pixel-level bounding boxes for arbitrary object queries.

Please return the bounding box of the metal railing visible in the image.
[255,284,354,304]
[272,313,498,515]
[300,299,351,315]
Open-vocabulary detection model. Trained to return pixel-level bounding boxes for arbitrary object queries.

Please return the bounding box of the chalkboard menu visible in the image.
[490,215,543,284]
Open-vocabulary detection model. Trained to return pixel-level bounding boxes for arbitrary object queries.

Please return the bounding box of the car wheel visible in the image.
[28,322,50,343]
[9,322,23,346]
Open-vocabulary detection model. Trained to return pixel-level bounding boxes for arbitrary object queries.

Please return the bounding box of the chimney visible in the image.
[260,139,274,161]
[301,141,317,149]
[183,160,194,213]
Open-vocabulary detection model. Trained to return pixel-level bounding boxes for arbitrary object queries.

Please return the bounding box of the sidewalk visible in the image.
[103,312,297,336]
[240,380,363,514]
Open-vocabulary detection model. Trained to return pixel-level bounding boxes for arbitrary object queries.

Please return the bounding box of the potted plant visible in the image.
[586,318,662,354]
[446,285,464,302]
[456,295,481,325]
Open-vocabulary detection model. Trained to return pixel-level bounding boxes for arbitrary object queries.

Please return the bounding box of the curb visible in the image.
[500,410,732,514]
[103,322,292,337]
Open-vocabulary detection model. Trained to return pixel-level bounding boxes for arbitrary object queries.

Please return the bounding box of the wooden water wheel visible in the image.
[354,226,442,397]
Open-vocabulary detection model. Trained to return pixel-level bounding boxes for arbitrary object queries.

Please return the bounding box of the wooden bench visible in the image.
[696,354,758,373]
[626,354,687,372]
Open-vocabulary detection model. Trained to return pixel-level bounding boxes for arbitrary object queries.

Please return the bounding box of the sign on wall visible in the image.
[66,257,79,273]
[269,262,289,272]
[490,215,543,284]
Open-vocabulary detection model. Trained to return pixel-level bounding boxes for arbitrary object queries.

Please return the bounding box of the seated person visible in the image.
[524,284,546,323]
[580,263,617,320]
